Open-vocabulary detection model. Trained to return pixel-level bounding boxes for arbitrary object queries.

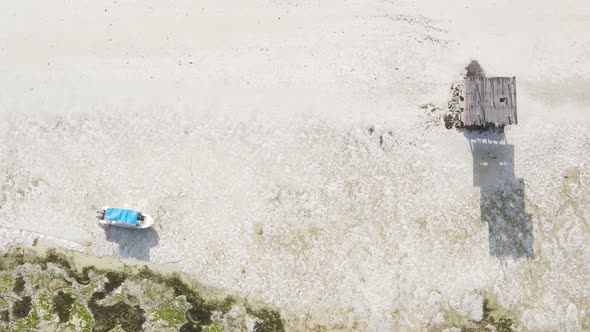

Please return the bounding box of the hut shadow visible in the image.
[464,130,533,258]
[104,227,160,261]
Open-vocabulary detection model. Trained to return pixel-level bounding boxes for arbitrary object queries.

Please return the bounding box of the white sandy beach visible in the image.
[1,0,589,330]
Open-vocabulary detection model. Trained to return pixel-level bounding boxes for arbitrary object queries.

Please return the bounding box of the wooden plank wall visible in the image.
[462,77,517,126]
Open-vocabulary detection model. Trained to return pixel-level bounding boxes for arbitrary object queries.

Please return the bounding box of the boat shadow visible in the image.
[104,226,160,261]
[465,129,534,258]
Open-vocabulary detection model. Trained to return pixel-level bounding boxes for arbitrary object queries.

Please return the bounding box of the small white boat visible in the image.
[97,206,154,229]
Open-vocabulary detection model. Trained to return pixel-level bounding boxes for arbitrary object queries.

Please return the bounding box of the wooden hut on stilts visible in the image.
[446,61,518,130]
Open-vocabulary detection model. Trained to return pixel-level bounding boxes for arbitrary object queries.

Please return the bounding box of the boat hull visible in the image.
[98,206,154,229]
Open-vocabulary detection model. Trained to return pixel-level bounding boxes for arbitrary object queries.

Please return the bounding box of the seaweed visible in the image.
[247,307,285,332]
[104,271,126,293]
[0,309,8,322]
[179,322,201,332]
[12,275,25,294]
[461,298,516,332]
[0,248,286,331]
[88,291,146,332]
[53,291,75,322]
[12,296,32,319]
[42,250,91,285]
[479,298,514,332]
[150,296,190,328]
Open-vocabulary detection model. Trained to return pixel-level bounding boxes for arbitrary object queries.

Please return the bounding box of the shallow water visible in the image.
[1,0,589,330]
[1,109,588,330]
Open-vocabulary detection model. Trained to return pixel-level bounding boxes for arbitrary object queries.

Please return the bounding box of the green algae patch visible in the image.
[80,280,98,298]
[37,291,53,321]
[150,296,191,328]
[108,326,126,332]
[67,300,93,332]
[108,290,125,304]
[0,246,288,332]
[0,273,14,293]
[28,271,52,288]
[202,320,223,332]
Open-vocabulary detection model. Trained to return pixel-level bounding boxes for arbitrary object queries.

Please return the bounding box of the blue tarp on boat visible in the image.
[105,208,138,225]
